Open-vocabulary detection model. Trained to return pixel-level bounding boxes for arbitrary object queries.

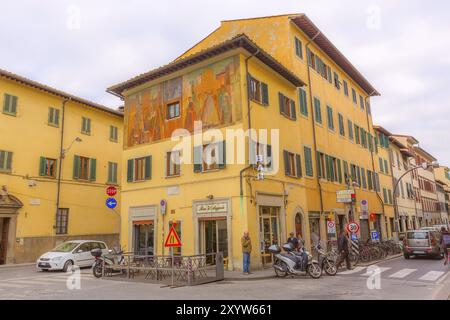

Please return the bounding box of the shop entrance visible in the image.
[259,206,280,265]
[0,218,10,265]
[200,219,228,265]
[133,220,154,255]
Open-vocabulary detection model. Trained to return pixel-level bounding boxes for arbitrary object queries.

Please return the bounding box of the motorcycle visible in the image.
[269,243,322,279]
[314,244,337,276]
[91,247,126,278]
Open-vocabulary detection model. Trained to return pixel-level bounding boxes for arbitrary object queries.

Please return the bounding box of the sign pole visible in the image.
[171,246,174,287]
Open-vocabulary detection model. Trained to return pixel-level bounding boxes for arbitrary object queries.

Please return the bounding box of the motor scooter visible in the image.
[314,244,337,276]
[91,247,125,278]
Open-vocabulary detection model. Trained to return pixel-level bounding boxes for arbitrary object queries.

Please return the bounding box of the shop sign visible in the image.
[196,201,228,214]
[336,190,355,203]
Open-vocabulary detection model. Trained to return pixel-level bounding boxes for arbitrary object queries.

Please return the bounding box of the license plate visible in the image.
[413,251,425,254]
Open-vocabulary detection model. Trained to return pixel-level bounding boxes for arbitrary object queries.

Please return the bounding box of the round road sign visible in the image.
[346,222,360,234]
[106,186,117,197]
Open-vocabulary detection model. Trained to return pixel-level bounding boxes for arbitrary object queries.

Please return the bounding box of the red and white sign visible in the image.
[346,222,360,234]
[106,186,117,197]
[165,224,182,248]
[327,221,336,234]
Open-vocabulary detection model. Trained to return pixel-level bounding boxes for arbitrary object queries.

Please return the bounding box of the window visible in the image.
[48,107,60,127]
[374,172,381,191]
[356,165,361,187]
[326,106,334,130]
[166,150,181,177]
[304,146,313,177]
[343,80,349,96]
[250,141,272,171]
[366,100,371,115]
[361,168,367,189]
[352,89,357,104]
[379,157,384,173]
[107,162,118,184]
[325,156,341,182]
[333,72,340,90]
[350,164,357,183]
[295,37,303,59]
[81,117,91,135]
[384,159,389,175]
[359,95,365,110]
[55,208,69,235]
[367,169,373,190]
[39,157,57,178]
[284,150,302,178]
[307,49,332,82]
[317,152,326,179]
[388,189,393,204]
[383,188,388,203]
[250,77,269,105]
[110,126,118,142]
[167,101,180,120]
[298,88,308,116]
[360,128,367,148]
[2,93,17,116]
[127,156,151,182]
[279,93,296,120]
[0,150,13,171]
[194,142,226,173]
[368,134,374,152]
[313,97,322,124]
[354,125,360,144]
[343,161,349,183]
[348,120,354,140]
[338,113,345,136]
[73,155,96,181]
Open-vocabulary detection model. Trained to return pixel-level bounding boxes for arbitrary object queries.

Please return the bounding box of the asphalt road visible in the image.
[0,257,448,300]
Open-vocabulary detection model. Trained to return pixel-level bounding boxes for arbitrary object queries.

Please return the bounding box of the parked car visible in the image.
[36,240,108,272]
[403,230,442,259]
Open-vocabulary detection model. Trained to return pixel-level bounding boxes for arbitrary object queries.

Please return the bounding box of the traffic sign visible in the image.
[336,190,355,203]
[327,221,336,235]
[106,198,117,209]
[371,231,380,241]
[160,199,167,215]
[165,224,182,247]
[369,213,377,222]
[360,199,368,211]
[106,186,117,197]
[346,222,360,234]
[350,233,358,241]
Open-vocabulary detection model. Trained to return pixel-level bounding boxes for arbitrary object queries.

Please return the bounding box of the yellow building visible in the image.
[109,14,396,271]
[0,69,123,264]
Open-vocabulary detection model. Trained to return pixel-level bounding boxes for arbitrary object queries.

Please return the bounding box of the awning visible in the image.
[133,220,154,225]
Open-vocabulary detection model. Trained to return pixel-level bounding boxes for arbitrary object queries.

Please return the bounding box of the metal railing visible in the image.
[100,252,224,286]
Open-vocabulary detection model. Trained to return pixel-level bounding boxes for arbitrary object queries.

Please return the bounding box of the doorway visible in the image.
[294,213,303,238]
[0,218,10,265]
[200,219,228,265]
[133,220,154,255]
[259,206,280,265]
[308,216,320,248]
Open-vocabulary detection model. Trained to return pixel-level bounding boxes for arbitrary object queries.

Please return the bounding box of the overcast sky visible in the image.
[1,1,449,165]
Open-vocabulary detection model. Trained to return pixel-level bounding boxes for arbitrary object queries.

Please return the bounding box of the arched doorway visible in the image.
[0,188,22,265]
[294,212,303,238]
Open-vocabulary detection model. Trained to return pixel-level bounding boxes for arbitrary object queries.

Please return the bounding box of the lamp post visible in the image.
[392,161,439,235]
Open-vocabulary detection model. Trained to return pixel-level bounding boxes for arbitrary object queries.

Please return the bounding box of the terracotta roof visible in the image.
[290,14,380,96]
[414,146,437,162]
[107,34,306,97]
[373,125,392,136]
[0,68,123,117]
[391,134,420,145]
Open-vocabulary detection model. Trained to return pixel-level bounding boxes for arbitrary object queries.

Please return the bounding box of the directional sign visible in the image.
[106,198,117,209]
[336,190,355,203]
[371,231,380,241]
[346,222,360,234]
[165,224,182,247]
[106,186,117,197]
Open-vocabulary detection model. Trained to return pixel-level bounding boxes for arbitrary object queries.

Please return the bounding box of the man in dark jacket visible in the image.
[287,232,299,250]
[336,231,352,270]
[440,227,450,266]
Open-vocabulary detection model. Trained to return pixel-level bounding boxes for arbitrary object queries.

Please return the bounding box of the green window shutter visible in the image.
[89,158,97,181]
[290,100,296,120]
[383,188,388,203]
[3,94,10,113]
[304,147,313,177]
[48,108,54,124]
[361,169,367,189]
[295,37,303,58]
[384,160,389,175]
[218,141,226,169]
[379,158,384,173]
[343,161,349,182]
[144,156,152,180]
[193,146,203,172]
[267,144,273,171]
[330,157,335,181]
[283,150,290,176]
[307,48,312,66]
[261,83,269,105]
[11,96,17,114]
[73,155,80,179]
[327,106,333,129]
[127,159,134,182]
[314,98,321,123]
[316,151,322,178]
[299,88,308,116]
[55,109,60,126]
[356,166,361,187]
[337,159,342,183]
[325,155,331,181]
[295,154,302,178]
[5,152,12,170]
[278,92,284,115]
[39,157,46,176]
[388,190,393,204]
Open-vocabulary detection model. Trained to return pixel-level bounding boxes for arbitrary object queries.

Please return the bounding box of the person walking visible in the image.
[241,231,252,275]
[440,227,450,266]
[336,231,352,270]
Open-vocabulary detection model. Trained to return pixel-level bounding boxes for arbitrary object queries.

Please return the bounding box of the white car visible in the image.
[36,240,109,272]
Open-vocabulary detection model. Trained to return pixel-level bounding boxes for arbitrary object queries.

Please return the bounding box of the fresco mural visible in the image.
[125,56,242,148]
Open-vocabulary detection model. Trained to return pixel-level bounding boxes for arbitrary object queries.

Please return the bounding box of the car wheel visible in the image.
[63,260,74,272]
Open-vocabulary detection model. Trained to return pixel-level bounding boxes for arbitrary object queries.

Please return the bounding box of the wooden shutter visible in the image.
[283,150,290,176]
[3,94,10,113]
[299,88,307,116]
[193,146,202,173]
[295,154,302,178]
[73,155,80,179]
[278,92,284,115]
[144,156,152,180]
[127,159,134,182]
[337,159,342,183]
[5,152,12,170]
[356,166,361,186]
[39,157,46,176]
[325,155,331,181]
[304,147,313,177]
[316,151,322,178]
[89,158,97,181]
[267,144,273,171]
[48,108,54,124]
[218,141,226,169]
[55,109,60,126]
[11,96,17,114]
[290,100,296,120]
[261,83,269,105]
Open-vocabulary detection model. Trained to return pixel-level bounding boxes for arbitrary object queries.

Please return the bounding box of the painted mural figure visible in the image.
[218,85,232,124]
[201,91,220,128]
[184,97,197,133]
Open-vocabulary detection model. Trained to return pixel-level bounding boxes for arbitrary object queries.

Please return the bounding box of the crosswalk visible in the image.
[338,266,448,283]
[0,273,96,290]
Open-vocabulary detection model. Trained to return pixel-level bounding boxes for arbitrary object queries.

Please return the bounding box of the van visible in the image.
[403,230,443,259]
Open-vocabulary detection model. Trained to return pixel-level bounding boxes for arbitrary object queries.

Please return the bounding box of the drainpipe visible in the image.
[305,32,325,221]
[364,94,387,238]
[55,98,71,235]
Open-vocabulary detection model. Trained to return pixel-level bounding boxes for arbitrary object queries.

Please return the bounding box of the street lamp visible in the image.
[61,137,82,159]
[392,161,439,235]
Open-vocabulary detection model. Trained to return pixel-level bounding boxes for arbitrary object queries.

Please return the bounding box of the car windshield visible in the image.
[51,242,80,252]
[407,232,429,240]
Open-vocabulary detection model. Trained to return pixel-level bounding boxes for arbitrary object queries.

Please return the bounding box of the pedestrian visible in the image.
[241,231,252,275]
[335,230,352,270]
[440,227,450,266]
[287,232,299,250]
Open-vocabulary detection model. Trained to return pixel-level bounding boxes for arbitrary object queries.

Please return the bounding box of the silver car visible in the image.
[403,230,442,259]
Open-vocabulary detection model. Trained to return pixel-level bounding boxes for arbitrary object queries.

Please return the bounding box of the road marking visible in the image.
[388,268,417,279]
[339,267,366,275]
[5,279,52,286]
[361,267,391,276]
[0,282,26,288]
[419,271,445,282]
